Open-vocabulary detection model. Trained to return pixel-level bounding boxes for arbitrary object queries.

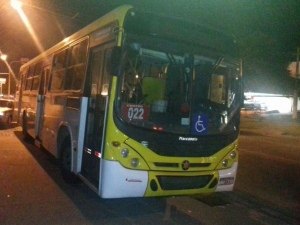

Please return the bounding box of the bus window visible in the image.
[32,62,43,91]
[101,48,112,95]
[25,65,35,91]
[50,49,68,91]
[39,68,50,95]
[209,74,226,105]
[32,76,40,91]
[65,39,88,90]
[35,61,42,76]
[20,71,27,91]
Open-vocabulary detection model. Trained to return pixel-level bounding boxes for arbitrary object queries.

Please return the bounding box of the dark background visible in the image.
[0,0,299,94]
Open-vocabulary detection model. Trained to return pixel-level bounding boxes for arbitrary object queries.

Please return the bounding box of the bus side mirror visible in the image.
[108,47,122,75]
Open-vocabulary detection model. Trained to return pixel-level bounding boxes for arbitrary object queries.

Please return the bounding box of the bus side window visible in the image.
[209,74,226,105]
[20,69,28,91]
[39,68,50,95]
[65,39,88,91]
[101,48,112,96]
[25,65,35,91]
[32,61,42,91]
[50,49,68,91]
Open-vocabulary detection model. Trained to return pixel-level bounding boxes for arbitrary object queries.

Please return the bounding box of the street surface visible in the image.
[0,113,299,225]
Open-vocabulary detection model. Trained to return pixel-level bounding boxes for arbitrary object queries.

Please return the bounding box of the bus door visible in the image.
[35,66,50,141]
[81,46,110,188]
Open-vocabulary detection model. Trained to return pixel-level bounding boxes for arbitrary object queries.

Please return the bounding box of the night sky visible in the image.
[0,0,299,94]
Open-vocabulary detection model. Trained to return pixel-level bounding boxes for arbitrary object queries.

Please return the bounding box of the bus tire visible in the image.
[22,112,31,141]
[60,138,79,184]
[6,116,12,128]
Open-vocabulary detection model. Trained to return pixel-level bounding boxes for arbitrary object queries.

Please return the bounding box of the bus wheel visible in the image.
[6,116,12,128]
[22,112,30,141]
[60,138,79,184]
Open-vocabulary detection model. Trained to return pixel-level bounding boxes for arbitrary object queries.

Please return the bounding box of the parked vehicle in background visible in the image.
[0,97,15,128]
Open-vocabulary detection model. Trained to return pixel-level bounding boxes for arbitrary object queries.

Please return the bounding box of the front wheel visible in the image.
[22,112,31,141]
[60,138,79,184]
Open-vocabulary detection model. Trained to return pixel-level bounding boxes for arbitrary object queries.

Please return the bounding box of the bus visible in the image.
[18,5,243,198]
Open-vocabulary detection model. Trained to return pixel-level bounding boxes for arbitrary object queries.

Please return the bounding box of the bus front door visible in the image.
[81,47,107,188]
[35,67,49,142]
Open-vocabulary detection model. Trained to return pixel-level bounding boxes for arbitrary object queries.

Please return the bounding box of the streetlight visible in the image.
[0,50,27,96]
[0,53,12,96]
[11,0,23,11]
[11,0,45,54]
[0,54,7,61]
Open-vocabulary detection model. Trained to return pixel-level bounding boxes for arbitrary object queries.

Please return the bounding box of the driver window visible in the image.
[209,74,226,104]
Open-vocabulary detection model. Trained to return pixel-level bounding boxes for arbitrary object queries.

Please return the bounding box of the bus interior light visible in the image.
[101,84,109,96]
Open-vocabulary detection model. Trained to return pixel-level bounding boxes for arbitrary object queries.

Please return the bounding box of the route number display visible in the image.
[122,104,150,121]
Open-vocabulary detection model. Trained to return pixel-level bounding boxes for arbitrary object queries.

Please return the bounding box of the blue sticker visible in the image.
[192,114,208,135]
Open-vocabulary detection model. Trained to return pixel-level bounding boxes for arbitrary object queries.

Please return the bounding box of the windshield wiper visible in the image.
[211,57,224,74]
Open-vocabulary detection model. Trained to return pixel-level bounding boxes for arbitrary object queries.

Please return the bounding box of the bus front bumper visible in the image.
[216,162,238,192]
[100,160,238,198]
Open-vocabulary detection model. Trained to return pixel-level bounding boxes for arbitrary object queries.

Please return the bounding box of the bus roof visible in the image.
[20,5,133,69]
[20,4,238,70]
[124,10,238,58]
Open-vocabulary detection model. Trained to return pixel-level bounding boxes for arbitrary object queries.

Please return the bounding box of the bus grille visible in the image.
[153,162,211,169]
[157,175,213,190]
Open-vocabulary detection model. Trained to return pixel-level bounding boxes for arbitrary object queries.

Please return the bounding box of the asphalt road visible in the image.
[0,115,299,225]
[237,113,300,222]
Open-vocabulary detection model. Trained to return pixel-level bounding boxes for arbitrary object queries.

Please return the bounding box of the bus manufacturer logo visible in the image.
[182,160,190,170]
[178,136,198,141]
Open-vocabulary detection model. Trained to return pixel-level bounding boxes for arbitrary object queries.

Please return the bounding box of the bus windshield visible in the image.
[116,43,241,136]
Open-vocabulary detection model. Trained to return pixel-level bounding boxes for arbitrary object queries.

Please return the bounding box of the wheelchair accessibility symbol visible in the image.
[192,114,208,135]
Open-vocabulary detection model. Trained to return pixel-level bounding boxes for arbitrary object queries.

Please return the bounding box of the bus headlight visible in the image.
[230,151,237,159]
[121,148,129,158]
[114,144,149,170]
[131,158,139,167]
[216,148,238,170]
[222,159,229,167]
